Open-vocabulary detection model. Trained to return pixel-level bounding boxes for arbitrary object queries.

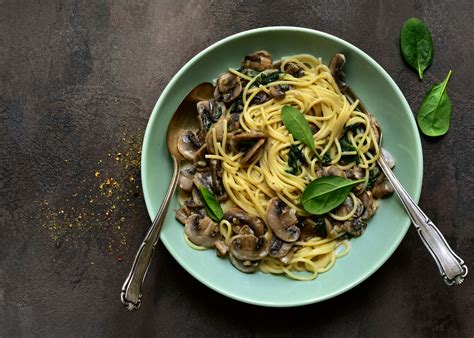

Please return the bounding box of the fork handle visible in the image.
[120,156,181,310]
[378,155,467,285]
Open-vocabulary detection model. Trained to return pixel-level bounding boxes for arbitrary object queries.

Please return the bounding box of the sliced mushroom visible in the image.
[227,113,241,132]
[175,205,193,225]
[177,130,202,161]
[344,218,367,237]
[193,144,208,167]
[269,235,293,258]
[242,50,272,71]
[266,198,301,242]
[223,207,265,236]
[237,224,255,236]
[251,92,270,105]
[229,253,259,273]
[269,85,286,100]
[193,170,213,191]
[332,196,354,218]
[279,247,298,264]
[323,165,346,178]
[197,99,226,123]
[325,218,346,238]
[360,191,379,220]
[184,186,203,208]
[214,72,242,103]
[230,131,267,166]
[382,148,396,169]
[329,53,347,91]
[178,168,195,192]
[230,234,270,261]
[372,180,394,199]
[301,217,327,240]
[284,62,304,78]
[209,160,227,201]
[215,240,229,257]
[184,214,221,247]
[345,167,366,195]
[205,115,227,154]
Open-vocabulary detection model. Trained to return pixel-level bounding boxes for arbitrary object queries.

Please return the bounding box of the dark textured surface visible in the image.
[1,0,473,337]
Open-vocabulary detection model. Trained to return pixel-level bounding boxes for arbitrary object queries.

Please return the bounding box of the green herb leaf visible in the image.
[400,17,434,80]
[286,145,304,175]
[301,176,365,215]
[417,71,452,136]
[281,105,317,154]
[366,167,381,189]
[199,186,224,222]
[253,71,281,86]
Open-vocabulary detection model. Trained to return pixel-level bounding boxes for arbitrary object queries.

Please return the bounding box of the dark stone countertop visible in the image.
[1,0,473,337]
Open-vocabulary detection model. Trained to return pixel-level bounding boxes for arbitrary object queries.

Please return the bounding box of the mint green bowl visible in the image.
[141,27,423,307]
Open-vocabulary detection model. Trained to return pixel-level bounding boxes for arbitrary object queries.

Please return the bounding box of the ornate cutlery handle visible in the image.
[121,157,181,310]
[378,155,467,285]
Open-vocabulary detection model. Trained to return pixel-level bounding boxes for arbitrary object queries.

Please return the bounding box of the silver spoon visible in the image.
[330,54,467,285]
[121,83,215,310]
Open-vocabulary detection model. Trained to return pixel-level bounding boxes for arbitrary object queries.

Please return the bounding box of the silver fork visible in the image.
[330,54,467,285]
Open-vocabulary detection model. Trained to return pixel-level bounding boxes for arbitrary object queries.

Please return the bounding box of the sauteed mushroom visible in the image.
[329,53,347,90]
[269,235,293,258]
[360,191,379,220]
[284,62,304,78]
[184,214,221,247]
[223,207,265,236]
[197,100,225,123]
[323,165,346,178]
[177,130,202,161]
[215,72,242,103]
[266,198,301,242]
[215,240,229,257]
[230,131,267,166]
[229,253,259,273]
[242,50,272,71]
[175,205,192,225]
[178,167,195,192]
[372,180,394,199]
[230,234,270,261]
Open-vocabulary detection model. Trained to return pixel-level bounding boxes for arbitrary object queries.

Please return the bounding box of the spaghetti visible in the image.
[175,51,394,280]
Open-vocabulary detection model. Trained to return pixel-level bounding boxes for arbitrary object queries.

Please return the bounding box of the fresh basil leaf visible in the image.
[281,105,317,154]
[417,71,452,137]
[199,186,224,222]
[301,176,365,215]
[286,145,304,175]
[400,17,434,80]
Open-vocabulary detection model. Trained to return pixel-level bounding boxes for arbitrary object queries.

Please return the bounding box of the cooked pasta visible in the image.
[174,51,394,280]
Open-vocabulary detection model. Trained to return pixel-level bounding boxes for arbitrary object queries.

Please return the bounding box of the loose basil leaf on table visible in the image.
[301,176,365,215]
[417,71,452,137]
[281,105,317,153]
[400,17,434,80]
[199,186,224,222]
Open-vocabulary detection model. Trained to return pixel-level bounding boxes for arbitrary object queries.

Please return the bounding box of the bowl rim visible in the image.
[141,26,423,307]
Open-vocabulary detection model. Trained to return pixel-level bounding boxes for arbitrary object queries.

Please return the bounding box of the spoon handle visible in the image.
[378,155,467,285]
[121,156,181,310]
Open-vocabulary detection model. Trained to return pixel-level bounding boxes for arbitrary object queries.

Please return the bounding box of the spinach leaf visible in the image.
[417,71,452,136]
[199,186,224,222]
[253,71,281,86]
[301,176,365,215]
[339,132,358,164]
[312,216,327,238]
[400,18,434,80]
[286,145,304,175]
[321,153,332,164]
[366,167,381,189]
[281,105,317,154]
